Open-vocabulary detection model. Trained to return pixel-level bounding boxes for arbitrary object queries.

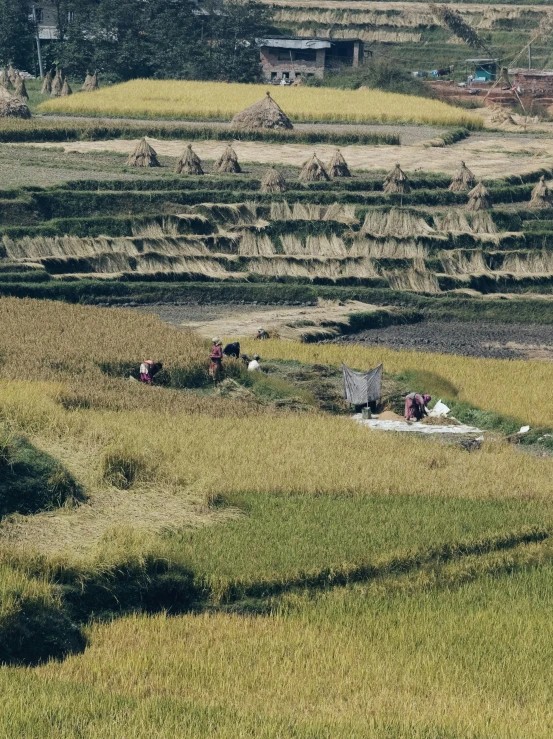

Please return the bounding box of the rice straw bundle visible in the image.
[383,163,410,194]
[14,76,28,100]
[40,69,53,95]
[0,68,10,90]
[51,69,63,97]
[0,87,30,119]
[327,149,351,178]
[126,138,160,168]
[529,176,553,209]
[215,145,241,174]
[7,65,16,84]
[448,161,475,192]
[60,78,72,97]
[231,92,293,130]
[260,167,286,193]
[175,144,204,175]
[299,153,329,182]
[467,182,491,211]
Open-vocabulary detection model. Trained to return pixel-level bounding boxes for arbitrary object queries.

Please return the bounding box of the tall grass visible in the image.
[16,554,553,737]
[38,80,483,128]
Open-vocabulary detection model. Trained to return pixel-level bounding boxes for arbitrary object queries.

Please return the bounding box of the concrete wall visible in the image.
[260,47,326,81]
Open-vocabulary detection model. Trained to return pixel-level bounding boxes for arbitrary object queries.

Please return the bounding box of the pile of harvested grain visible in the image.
[215,145,241,174]
[467,182,491,212]
[327,149,351,178]
[231,92,293,130]
[175,144,203,175]
[383,163,410,194]
[421,415,459,426]
[261,167,286,193]
[40,69,53,95]
[362,208,434,238]
[529,176,553,209]
[81,72,99,92]
[434,210,473,233]
[51,68,64,97]
[0,68,10,90]
[61,78,72,97]
[14,75,28,100]
[0,87,30,119]
[126,138,160,168]
[448,161,475,192]
[299,153,329,182]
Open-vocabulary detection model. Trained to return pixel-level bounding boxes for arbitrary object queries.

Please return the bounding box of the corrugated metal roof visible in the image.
[256,38,332,50]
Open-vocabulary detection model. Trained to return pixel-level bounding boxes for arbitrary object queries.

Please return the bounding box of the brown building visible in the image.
[257,37,365,82]
[508,68,553,95]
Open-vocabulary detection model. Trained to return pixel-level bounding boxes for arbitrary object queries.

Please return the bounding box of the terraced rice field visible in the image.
[38,79,482,128]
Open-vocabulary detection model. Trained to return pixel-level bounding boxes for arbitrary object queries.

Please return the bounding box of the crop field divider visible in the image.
[200,526,551,604]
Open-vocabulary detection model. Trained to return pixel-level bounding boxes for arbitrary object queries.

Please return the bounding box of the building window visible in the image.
[295,50,317,63]
[277,51,293,62]
[282,72,289,80]
[33,6,43,23]
[295,72,302,78]
[271,72,278,80]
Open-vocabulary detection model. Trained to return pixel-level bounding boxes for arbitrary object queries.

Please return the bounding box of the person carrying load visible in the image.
[255,327,269,340]
[209,338,223,381]
[404,392,431,421]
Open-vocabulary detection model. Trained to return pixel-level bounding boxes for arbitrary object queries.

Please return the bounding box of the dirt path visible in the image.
[23,134,553,178]
[137,300,379,341]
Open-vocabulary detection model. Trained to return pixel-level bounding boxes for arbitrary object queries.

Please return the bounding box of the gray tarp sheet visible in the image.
[342,363,383,406]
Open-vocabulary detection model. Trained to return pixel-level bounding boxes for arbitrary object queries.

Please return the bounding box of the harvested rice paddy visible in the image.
[26,132,553,178]
[38,79,483,128]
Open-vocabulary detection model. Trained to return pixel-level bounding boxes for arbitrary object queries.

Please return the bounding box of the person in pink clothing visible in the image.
[404,393,431,421]
[139,360,155,384]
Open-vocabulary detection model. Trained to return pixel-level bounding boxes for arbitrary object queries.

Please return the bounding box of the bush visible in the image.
[0,565,85,666]
[101,446,154,489]
[0,436,85,517]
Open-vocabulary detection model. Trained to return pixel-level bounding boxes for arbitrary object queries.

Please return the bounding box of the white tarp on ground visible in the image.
[353,415,483,435]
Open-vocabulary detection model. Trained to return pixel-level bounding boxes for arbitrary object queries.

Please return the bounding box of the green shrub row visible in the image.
[0,119,399,146]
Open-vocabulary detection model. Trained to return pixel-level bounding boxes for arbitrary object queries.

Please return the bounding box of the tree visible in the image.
[0,0,34,70]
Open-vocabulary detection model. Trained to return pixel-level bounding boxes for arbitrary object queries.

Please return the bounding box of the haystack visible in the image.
[261,167,286,193]
[299,153,329,182]
[467,182,491,212]
[448,161,475,192]
[7,65,16,84]
[215,145,241,174]
[383,163,410,194]
[0,68,10,90]
[175,144,204,175]
[40,69,53,95]
[231,91,293,130]
[327,149,350,178]
[81,72,99,92]
[51,69,63,97]
[529,175,553,209]
[0,87,31,119]
[126,138,160,168]
[14,76,28,101]
[60,78,72,97]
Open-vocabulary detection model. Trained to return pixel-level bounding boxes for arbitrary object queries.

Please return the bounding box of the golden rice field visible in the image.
[37,79,483,127]
[242,338,553,428]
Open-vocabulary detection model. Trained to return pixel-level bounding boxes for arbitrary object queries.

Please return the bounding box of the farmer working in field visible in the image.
[209,338,223,381]
[248,355,261,372]
[139,360,163,384]
[404,392,431,421]
[255,327,269,340]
